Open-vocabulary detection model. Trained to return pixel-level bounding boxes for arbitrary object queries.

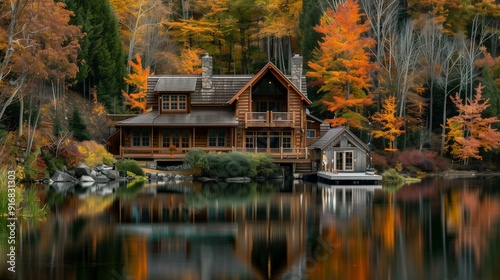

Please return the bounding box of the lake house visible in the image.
[109,54,329,173]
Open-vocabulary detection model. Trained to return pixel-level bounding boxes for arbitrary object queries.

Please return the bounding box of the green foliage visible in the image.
[22,149,48,181]
[248,153,277,177]
[40,149,65,175]
[207,152,254,178]
[185,151,277,178]
[184,149,210,176]
[63,0,126,111]
[68,109,92,141]
[381,168,404,184]
[115,159,144,176]
[53,113,63,137]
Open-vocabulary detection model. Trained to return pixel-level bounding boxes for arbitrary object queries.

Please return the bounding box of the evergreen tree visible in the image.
[53,113,62,137]
[68,109,92,141]
[64,0,126,111]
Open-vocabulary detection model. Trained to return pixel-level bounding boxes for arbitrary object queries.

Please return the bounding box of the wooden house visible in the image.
[309,126,371,173]
[109,54,326,173]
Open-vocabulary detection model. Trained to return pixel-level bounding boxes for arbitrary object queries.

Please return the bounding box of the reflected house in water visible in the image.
[318,183,382,227]
[114,183,313,279]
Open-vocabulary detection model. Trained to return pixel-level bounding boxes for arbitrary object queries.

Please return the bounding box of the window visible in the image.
[306,129,316,138]
[162,129,189,148]
[334,151,354,171]
[161,94,187,112]
[209,129,226,147]
[245,131,292,150]
[132,128,150,146]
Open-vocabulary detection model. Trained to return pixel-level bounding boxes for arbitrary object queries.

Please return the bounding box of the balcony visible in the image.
[245,111,295,128]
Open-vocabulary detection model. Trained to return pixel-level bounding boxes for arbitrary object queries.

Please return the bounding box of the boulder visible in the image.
[75,163,91,177]
[103,169,120,180]
[80,175,95,182]
[51,170,78,183]
[96,174,110,183]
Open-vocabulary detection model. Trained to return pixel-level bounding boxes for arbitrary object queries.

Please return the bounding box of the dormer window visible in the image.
[161,94,188,113]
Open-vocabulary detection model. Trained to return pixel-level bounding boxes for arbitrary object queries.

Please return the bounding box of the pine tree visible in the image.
[68,109,92,141]
[64,0,126,111]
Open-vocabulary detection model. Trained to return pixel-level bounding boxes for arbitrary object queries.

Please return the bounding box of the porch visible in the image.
[244,111,295,128]
[118,146,310,160]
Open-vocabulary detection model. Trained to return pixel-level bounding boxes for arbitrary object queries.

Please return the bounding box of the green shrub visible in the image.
[115,159,144,176]
[382,168,404,184]
[185,151,277,178]
[248,153,276,177]
[184,149,209,176]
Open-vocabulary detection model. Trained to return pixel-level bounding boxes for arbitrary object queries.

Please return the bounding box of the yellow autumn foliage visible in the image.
[77,140,115,168]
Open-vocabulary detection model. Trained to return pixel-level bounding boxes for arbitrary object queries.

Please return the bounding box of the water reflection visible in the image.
[1,178,500,279]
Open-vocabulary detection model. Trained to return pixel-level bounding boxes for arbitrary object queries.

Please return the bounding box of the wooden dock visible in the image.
[317,171,382,185]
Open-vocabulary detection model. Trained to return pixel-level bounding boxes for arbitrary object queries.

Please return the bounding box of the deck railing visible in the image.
[245,111,294,128]
[119,146,309,159]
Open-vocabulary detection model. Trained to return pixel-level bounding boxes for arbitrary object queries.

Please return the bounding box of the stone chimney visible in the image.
[201,53,213,90]
[291,54,303,90]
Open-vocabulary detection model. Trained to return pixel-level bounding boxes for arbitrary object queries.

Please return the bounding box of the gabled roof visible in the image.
[227,62,311,105]
[116,107,238,127]
[309,127,369,151]
[147,75,253,106]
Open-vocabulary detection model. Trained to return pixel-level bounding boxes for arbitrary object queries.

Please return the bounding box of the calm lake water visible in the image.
[1,176,500,280]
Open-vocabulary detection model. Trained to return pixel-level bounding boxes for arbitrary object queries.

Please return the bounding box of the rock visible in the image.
[75,163,91,177]
[103,169,120,180]
[51,170,78,183]
[174,174,183,180]
[67,169,76,177]
[80,175,95,182]
[96,174,110,183]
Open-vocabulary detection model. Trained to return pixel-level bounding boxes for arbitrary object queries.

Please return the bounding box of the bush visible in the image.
[382,168,404,184]
[396,149,437,172]
[184,149,209,176]
[207,153,254,178]
[115,159,144,176]
[185,151,277,178]
[78,140,115,168]
[248,153,276,177]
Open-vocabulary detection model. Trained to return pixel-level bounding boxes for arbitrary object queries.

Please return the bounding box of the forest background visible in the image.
[1,0,500,181]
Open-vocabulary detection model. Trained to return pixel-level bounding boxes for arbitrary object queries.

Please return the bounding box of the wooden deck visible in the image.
[317,171,382,185]
[244,111,295,128]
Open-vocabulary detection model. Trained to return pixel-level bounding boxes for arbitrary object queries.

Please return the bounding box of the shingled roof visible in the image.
[116,107,238,127]
[146,72,308,106]
[309,127,369,151]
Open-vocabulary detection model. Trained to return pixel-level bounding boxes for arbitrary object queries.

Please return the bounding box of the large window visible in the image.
[132,128,150,146]
[208,129,226,147]
[162,129,189,148]
[245,131,292,150]
[161,95,187,112]
[334,151,354,171]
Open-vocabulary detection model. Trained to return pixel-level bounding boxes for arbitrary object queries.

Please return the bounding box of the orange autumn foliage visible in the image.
[371,95,405,151]
[122,54,152,113]
[445,83,500,164]
[307,0,375,129]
